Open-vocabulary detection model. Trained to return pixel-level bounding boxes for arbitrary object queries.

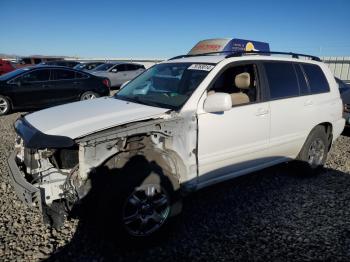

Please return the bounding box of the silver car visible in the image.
[91,62,145,89]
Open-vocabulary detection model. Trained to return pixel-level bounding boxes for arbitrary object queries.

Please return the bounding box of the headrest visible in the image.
[235,72,250,89]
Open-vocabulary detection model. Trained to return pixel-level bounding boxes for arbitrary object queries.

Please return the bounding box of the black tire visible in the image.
[80,91,100,101]
[96,154,181,243]
[43,201,67,229]
[0,95,11,116]
[295,125,329,174]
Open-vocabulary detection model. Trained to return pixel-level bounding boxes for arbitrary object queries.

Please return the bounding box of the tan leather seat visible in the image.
[231,72,250,105]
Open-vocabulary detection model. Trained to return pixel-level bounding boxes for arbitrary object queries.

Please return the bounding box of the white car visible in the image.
[8,51,345,239]
[91,62,145,89]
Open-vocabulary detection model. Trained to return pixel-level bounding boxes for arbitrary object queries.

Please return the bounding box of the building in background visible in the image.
[322,56,350,84]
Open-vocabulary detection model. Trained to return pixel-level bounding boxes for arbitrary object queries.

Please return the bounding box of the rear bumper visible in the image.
[344,112,350,126]
[333,118,346,141]
[7,151,42,211]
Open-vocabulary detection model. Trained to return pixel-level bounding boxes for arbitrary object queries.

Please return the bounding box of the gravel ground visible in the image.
[1,113,350,261]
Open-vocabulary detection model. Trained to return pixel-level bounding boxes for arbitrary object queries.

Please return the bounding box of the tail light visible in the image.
[102,78,110,89]
[344,103,350,113]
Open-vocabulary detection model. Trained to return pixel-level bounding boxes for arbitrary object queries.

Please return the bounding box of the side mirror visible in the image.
[203,93,232,113]
[14,78,22,86]
[111,69,118,73]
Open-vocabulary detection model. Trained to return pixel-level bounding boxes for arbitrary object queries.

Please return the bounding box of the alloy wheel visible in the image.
[122,184,170,237]
[307,138,325,167]
[82,93,96,100]
[0,97,8,114]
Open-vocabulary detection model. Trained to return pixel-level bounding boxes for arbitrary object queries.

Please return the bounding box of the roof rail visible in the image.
[225,51,321,61]
[168,51,321,62]
[168,51,233,60]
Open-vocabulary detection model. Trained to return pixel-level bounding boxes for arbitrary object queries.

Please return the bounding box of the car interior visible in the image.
[208,64,258,106]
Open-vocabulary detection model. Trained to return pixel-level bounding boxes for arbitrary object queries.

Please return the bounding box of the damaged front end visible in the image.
[8,118,82,225]
[8,112,197,226]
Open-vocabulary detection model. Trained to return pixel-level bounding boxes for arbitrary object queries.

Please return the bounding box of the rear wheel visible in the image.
[295,125,329,173]
[80,91,99,100]
[0,95,11,116]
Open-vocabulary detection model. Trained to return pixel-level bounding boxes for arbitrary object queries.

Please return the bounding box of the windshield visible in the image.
[74,64,86,70]
[93,63,115,71]
[115,63,213,110]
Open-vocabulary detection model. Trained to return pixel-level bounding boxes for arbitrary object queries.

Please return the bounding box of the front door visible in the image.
[12,68,51,108]
[197,63,271,186]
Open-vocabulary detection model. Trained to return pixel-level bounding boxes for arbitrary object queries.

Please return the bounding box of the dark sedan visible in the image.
[0,66,110,115]
[39,60,81,68]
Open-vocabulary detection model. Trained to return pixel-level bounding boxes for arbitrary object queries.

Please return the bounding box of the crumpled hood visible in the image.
[24,97,169,139]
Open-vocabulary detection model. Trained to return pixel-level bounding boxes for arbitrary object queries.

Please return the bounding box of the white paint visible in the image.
[24,97,169,139]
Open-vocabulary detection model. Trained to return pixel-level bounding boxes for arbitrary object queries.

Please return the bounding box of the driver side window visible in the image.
[208,64,259,106]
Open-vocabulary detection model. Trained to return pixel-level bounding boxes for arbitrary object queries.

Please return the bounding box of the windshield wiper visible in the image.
[115,95,167,108]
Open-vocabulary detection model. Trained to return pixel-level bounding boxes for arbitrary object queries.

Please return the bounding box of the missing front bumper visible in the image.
[7,151,43,211]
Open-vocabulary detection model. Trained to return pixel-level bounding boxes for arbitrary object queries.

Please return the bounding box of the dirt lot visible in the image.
[1,113,350,261]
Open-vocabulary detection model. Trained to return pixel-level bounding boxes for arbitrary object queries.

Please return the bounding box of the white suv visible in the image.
[8,51,345,239]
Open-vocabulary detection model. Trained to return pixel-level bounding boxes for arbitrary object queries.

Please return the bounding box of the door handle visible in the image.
[256,108,269,116]
[304,99,314,106]
[73,81,81,85]
[42,84,52,88]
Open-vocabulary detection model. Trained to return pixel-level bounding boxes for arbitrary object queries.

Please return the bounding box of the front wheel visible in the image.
[98,155,182,242]
[80,91,99,101]
[0,95,11,116]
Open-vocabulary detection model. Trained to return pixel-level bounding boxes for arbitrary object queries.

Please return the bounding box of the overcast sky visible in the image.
[1,0,349,58]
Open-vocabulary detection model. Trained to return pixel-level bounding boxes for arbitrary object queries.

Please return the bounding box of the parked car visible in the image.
[336,77,350,125]
[74,62,104,71]
[7,51,344,241]
[91,62,145,89]
[0,59,16,75]
[0,66,110,115]
[16,57,65,68]
[39,60,81,68]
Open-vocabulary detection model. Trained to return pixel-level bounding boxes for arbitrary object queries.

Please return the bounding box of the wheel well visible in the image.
[318,122,333,151]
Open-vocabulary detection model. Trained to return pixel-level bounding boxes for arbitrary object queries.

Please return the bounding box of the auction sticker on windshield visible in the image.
[188,64,214,71]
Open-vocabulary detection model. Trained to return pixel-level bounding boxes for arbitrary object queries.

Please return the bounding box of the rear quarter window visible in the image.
[302,64,330,94]
[264,62,299,99]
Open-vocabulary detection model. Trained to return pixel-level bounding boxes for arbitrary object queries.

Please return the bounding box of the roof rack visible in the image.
[225,51,321,61]
[168,51,233,60]
[168,51,321,62]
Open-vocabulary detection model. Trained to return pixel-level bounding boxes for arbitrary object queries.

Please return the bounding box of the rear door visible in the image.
[49,69,82,105]
[117,64,140,84]
[11,69,51,108]
[108,64,125,87]
[264,61,315,159]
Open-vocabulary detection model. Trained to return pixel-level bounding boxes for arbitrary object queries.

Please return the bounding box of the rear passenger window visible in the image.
[54,69,75,80]
[264,62,299,99]
[125,64,136,71]
[295,64,309,95]
[75,71,88,79]
[302,64,330,94]
[116,65,127,72]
